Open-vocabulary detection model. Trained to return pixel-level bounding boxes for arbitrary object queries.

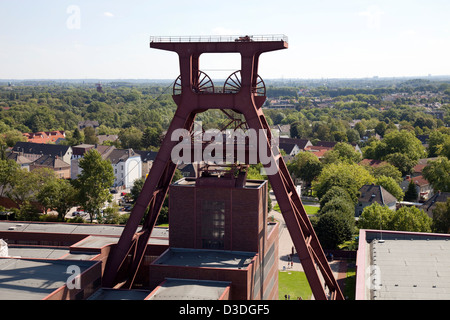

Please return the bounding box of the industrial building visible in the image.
[0,177,278,300]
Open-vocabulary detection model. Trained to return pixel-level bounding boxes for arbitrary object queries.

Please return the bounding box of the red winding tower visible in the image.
[103,34,344,300]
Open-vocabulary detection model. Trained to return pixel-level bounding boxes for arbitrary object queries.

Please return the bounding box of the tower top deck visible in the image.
[150,34,288,44]
[149,34,288,53]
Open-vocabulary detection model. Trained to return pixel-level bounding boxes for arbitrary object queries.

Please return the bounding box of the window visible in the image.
[201,200,225,249]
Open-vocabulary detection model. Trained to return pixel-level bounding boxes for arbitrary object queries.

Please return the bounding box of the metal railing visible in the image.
[149,34,288,43]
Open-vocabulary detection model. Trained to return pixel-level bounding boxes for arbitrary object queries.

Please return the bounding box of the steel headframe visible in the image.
[102,34,344,300]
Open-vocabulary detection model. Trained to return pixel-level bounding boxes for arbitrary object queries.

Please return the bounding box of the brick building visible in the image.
[148,176,279,300]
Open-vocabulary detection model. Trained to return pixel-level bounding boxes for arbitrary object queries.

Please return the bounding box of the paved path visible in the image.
[269,190,347,299]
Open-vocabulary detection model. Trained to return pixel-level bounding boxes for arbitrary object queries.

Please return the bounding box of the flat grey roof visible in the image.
[148,278,230,300]
[358,230,450,300]
[0,221,169,245]
[0,258,97,300]
[7,246,70,259]
[154,247,255,269]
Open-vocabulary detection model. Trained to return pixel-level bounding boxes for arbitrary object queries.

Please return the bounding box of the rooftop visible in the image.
[148,278,230,300]
[356,229,450,300]
[153,247,255,269]
[0,258,97,300]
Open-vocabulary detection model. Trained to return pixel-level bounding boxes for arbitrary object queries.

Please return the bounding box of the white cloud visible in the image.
[104,12,115,18]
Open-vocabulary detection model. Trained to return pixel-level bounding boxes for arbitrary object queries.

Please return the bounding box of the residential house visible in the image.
[71,144,142,189]
[422,191,450,218]
[278,137,312,156]
[401,175,433,202]
[78,120,99,130]
[23,131,66,144]
[355,184,397,217]
[97,134,119,145]
[135,150,158,178]
[6,152,32,171]
[315,140,362,154]
[11,142,72,164]
[270,124,291,138]
[412,158,438,177]
[304,145,333,160]
[107,149,142,189]
[30,155,71,179]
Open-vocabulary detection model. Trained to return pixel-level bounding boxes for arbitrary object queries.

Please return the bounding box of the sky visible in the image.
[0,0,449,80]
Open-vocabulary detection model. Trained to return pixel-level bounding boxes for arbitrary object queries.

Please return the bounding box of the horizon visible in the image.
[1,1,449,80]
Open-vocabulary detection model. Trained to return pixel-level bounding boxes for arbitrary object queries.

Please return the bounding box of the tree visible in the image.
[375,175,404,201]
[423,157,450,192]
[141,126,162,150]
[37,178,77,221]
[403,180,418,202]
[367,162,402,183]
[319,186,353,209]
[328,142,361,163]
[287,152,322,187]
[73,149,115,222]
[0,159,19,198]
[119,126,143,150]
[83,126,98,144]
[432,198,450,233]
[388,206,432,233]
[313,211,353,249]
[357,203,392,230]
[385,152,417,176]
[313,162,375,202]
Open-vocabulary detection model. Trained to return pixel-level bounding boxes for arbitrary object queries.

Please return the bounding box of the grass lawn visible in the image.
[273,203,319,215]
[278,270,312,300]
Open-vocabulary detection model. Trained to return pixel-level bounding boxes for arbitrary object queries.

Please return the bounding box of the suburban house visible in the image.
[270,124,291,138]
[6,152,32,171]
[106,149,142,189]
[314,140,362,154]
[11,142,72,164]
[278,137,313,156]
[355,184,397,217]
[29,155,71,179]
[78,120,99,130]
[71,144,142,189]
[135,150,158,178]
[421,191,450,218]
[401,175,433,202]
[22,131,66,144]
[304,145,333,160]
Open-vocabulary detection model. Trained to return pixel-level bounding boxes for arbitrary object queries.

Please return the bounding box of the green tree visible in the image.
[73,149,115,222]
[423,157,450,192]
[83,126,98,144]
[403,180,418,202]
[119,126,143,150]
[375,175,404,201]
[37,178,77,221]
[319,186,353,209]
[328,142,361,163]
[367,162,403,183]
[357,203,392,230]
[0,159,19,198]
[287,152,322,187]
[313,162,375,202]
[432,198,450,233]
[388,206,432,232]
[141,126,162,150]
[313,211,353,249]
